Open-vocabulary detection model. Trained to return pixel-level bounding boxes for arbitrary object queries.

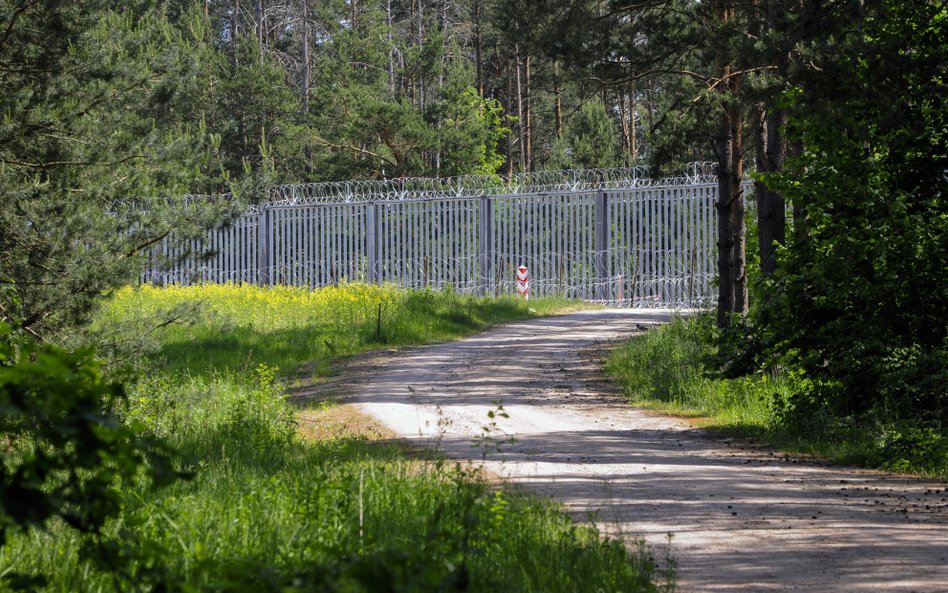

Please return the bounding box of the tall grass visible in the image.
[1,284,664,592]
[605,317,948,478]
[94,283,579,377]
[605,317,781,427]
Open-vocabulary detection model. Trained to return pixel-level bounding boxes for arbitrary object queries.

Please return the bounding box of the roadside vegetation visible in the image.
[605,1,946,482]
[0,284,665,593]
[606,317,947,479]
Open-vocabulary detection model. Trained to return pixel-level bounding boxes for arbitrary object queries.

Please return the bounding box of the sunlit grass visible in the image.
[0,284,662,592]
[605,317,947,478]
[605,316,780,427]
[96,282,582,377]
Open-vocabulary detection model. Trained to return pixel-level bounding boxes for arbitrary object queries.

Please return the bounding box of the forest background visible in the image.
[0,0,945,586]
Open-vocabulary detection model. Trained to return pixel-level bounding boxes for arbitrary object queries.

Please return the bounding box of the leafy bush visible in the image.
[753,0,947,427]
[605,317,779,426]
[608,317,948,477]
[0,325,180,541]
[0,287,663,592]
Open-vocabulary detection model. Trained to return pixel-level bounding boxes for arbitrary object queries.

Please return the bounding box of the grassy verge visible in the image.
[605,316,948,479]
[1,284,666,592]
[93,283,584,377]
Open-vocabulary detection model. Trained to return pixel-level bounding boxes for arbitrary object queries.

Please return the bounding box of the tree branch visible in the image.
[312,137,396,167]
[0,0,39,55]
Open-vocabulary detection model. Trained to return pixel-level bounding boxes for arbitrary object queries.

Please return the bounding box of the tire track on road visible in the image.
[345,310,948,593]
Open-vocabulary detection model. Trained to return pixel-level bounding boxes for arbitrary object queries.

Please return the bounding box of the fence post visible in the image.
[594,189,609,300]
[478,195,493,295]
[257,205,271,287]
[366,202,379,284]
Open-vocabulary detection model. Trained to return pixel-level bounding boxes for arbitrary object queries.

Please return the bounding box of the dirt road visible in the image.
[342,310,948,592]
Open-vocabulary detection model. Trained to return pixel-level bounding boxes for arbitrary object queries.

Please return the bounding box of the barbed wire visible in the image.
[166,163,722,209]
[115,163,735,216]
[265,164,723,205]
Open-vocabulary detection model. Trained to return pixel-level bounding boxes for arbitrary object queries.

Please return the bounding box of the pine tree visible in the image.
[0,1,229,339]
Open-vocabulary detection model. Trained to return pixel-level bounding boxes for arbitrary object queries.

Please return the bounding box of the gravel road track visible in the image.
[341,310,948,592]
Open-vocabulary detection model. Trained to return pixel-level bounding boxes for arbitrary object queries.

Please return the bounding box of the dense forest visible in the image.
[0,0,945,589]
[0,0,804,193]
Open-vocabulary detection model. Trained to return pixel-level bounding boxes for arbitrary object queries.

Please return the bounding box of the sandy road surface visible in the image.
[340,310,948,592]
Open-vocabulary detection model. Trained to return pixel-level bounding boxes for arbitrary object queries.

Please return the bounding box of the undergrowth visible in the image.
[605,316,947,479]
[92,282,581,377]
[1,284,664,592]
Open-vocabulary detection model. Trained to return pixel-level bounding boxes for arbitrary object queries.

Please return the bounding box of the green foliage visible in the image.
[606,318,948,478]
[548,101,619,170]
[213,35,310,182]
[0,0,233,339]
[754,0,947,427]
[0,289,660,592]
[0,323,180,543]
[605,317,779,426]
[434,50,512,176]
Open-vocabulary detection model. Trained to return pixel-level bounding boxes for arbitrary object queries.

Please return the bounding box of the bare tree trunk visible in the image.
[514,44,525,172]
[231,0,239,65]
[754,0,789,277]
[301,0,311,114]
[506,58,515,178]
[474,0,483,95]
[618,90,631,161]
[630,89,637,161]
[434,0,450,174]
[387,0,395,98]
[714,0,747,327]
[553,62,563,138]
[754,107,787,277]
[525,52,533,172]
[256,0,264,51]
[415,0,425,110]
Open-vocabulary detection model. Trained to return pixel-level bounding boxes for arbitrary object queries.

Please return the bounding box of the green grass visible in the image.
[0,284,664,593]
[605,316,948,479]
[93,283,583,377]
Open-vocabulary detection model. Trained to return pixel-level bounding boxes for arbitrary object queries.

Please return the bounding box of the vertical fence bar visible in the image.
[478,195,492,295]
[366,202,379,284]
[257,206,270,286]
[594,189,609,301]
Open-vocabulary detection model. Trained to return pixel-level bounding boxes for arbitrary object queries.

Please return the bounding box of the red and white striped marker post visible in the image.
[516,265,529,299]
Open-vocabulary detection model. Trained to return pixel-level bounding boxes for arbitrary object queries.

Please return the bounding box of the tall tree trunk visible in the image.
[713,0,747,327]
[553,62,563,138]
[415,0,425,110]
[231,0,239,65]
[301,0,310,115]
[387,0,395,98]
[506,58,515,177]
[629,87,637,161]
[256,0,264,51]
[755,0,789,276]
[302,0,313,174]
[754,107,787,276]
[514,44,525,172]
[716,96,747,326]
[474,0,483,95]
[618,90,630,161]
[525,52,533,172]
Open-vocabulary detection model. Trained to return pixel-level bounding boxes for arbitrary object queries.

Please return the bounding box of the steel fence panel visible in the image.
[142,182,721,307]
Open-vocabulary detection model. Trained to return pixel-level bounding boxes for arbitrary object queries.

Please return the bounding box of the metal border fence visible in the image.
[144,175,730,308]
